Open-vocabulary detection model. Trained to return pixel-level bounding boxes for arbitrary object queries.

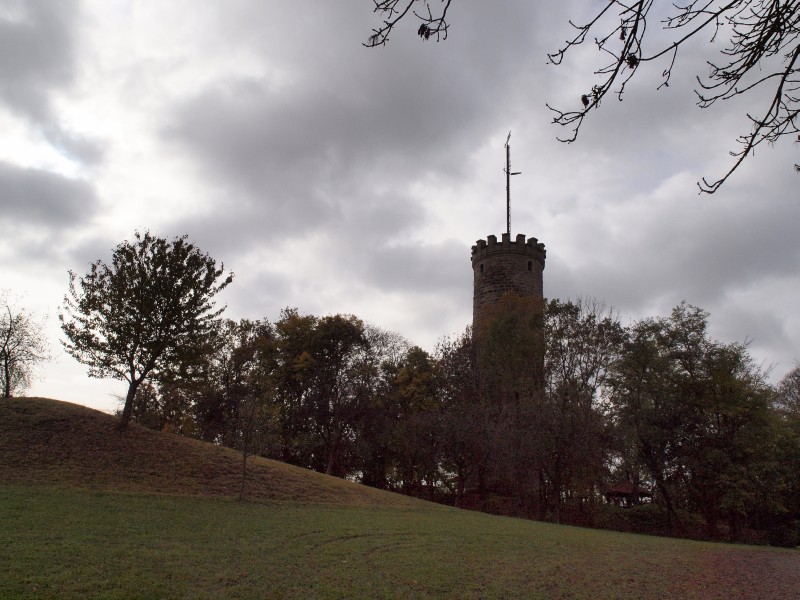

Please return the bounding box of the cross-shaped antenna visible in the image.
[504,131,521,236]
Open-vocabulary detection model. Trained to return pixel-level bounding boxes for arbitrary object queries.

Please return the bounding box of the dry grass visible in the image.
[0,397,419,508]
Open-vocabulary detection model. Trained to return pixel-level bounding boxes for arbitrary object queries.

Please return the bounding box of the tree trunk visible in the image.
[478,465,488,511]
[2,312,12,398]
[455,469,466,508]
[538,469,548,520]
[553,461,562,524]
[654,477,677,523]
[553,491,561,525]
[3,359,10,398]
[728,508,741,543]
[119,380,140,429]
[239,449,249,502]
[325,437,339,476]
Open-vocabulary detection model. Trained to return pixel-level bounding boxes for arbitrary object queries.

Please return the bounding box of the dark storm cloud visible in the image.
[162,65,490,241]
[153,1,554,331]
[63,231,129,270]
[0,161,99,227]
[161,1,546,253]
[0,0,104,164]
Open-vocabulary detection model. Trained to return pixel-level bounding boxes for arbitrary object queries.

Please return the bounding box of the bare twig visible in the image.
[364,0,800,192]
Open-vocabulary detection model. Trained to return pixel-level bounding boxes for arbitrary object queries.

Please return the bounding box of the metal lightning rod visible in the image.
[505,131,521,236]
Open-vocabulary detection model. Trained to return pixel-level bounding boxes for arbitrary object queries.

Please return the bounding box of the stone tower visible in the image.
[471,232,546,329]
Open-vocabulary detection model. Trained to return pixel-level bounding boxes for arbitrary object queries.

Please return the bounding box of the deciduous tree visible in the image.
[60,231,233,429]
[610,303,778,539]
[434,327,484,507]
[193,319,269,446]
[776,363,800,417]
[273,310,376,476]
[541,298,624,524]
[774,364,800,544]
[353,326,411,490]
[0,292,50,398]
[233,321,279,501]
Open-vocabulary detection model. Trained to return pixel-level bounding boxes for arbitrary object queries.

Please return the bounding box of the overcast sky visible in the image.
[3,1,798,412]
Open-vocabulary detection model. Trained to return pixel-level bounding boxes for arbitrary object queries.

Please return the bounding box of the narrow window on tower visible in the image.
[480,264,484,274]
[527,261,532,271]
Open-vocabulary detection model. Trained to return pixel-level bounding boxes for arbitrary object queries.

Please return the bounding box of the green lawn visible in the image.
[3,485,798,600]
[2,398,798,599]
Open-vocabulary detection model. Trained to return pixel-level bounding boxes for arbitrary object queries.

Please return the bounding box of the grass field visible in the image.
[1,398,798,599]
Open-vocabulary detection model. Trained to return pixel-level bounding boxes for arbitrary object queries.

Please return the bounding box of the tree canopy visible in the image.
[119,301,799,545]
[365,0,799,192]
[59,231,233,429]
[0,292,50,398]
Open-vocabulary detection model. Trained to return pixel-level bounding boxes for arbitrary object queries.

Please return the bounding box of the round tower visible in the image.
[471,232,546,328]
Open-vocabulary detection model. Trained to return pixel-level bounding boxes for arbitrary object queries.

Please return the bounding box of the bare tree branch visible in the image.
[365,0,453,47]
[364,0,800,193]
[545,0,799,192]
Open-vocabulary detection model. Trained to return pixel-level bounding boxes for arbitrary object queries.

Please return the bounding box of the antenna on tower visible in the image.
[504,131,521,236]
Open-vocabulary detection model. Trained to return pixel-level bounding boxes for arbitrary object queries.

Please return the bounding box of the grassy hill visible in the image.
[1,397,799,599]
[0,397,419,507]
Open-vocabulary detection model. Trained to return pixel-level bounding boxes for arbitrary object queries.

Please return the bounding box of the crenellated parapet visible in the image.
[471,232,546,266]
[471,231,546,332]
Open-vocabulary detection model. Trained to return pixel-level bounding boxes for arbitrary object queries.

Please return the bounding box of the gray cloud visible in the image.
[160,2,550,245]
[361,240,467,294]
[0,161,99,227]
[4,0,797,405]
[0,0,104,165]
[550,177,798,303]
[159,2,798,360]
[42,125,105,166]
[0,0,75,120]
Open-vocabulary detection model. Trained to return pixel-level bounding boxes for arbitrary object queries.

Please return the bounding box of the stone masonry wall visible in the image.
[471,232,546,327]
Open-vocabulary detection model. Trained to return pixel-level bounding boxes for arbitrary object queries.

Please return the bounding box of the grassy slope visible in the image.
[0,397,418,507]
[1,398,798,600]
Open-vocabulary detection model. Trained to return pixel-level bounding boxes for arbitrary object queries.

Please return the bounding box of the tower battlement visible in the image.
[471,232,546,329]
[471,232,546,265]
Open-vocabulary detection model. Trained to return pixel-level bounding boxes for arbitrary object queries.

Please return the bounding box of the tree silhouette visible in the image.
[60,231,233,429]
[0,292,50,398]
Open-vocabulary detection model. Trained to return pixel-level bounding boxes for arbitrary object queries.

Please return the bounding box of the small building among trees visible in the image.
[604,482,653,508]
